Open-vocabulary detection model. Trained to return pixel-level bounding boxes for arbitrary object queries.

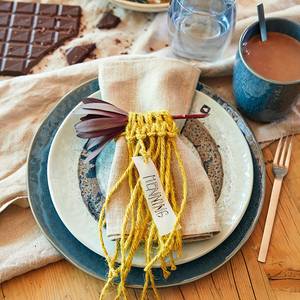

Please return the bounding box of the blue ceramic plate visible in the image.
[27,79,265,287]
[48,87,253,268]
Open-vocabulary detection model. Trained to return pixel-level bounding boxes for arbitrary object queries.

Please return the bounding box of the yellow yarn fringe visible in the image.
[98,111,187,300]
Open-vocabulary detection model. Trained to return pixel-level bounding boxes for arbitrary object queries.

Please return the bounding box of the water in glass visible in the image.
[168,0,236,61]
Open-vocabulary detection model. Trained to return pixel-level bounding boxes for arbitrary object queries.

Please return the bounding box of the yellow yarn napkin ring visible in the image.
[74,98,208,299]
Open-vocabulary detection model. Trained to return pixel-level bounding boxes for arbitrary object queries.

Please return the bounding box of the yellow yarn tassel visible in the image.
[98,111,188,300]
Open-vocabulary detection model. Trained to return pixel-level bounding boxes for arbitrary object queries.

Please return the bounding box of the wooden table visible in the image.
[1,137,300,300]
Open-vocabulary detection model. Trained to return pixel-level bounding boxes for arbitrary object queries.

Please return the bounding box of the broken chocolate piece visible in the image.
[0,1,81,76]
[65,44,96,65]
[97,11,121,30]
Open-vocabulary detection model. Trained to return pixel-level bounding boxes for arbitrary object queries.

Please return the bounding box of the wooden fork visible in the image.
[258,136,293,263]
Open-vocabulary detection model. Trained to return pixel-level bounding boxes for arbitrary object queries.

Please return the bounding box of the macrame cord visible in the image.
[97,111,188,300]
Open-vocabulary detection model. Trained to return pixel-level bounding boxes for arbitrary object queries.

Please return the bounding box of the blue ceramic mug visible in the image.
[233,18,300,123]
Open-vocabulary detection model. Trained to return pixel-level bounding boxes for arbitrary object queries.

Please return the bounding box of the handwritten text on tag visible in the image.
[132,156,178,236]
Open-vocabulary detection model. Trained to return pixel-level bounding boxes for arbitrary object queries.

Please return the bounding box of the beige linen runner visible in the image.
[1,0,300,283]
[98,57,220,240]
[0,60,99,282]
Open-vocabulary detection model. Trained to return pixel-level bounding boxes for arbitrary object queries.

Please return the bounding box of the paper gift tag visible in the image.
[132,156,179,236]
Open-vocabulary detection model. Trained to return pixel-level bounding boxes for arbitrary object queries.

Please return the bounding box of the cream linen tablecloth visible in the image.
[1,0,300,283]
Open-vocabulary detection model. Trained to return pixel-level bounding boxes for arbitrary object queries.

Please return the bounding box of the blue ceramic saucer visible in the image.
[27,79,265,287]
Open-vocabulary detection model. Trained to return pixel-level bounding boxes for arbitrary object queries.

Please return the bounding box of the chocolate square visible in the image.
[36,16,56,29]
[12,15,33,28]
[39,4,58,16]
[1,58,26,73]
[57,31,74,42]
[15,3,36,14]
[29,45,48,58]
[0,28,6,41]
[56,18,78,32]
[6,43,28,57]
[9,29,31,43]
[0,2,12,12]
[33,30,54,45]
[0,14,10,26]
[61,5,81,17]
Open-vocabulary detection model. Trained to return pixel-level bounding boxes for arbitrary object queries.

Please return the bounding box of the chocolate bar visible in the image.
[0,1,81,76]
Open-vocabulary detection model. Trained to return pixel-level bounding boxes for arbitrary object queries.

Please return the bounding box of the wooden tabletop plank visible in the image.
[1,139,300,299]
[241,238,275,299]
[178,283,200,300]
[230,251,256,300]
[194,275,222,299]
[275,290,300,300]
[211,264,239,300]
[152,287,184,300]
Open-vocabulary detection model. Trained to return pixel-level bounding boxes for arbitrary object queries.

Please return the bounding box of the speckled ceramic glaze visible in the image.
[27,79,265,287]
[233,18,300,123]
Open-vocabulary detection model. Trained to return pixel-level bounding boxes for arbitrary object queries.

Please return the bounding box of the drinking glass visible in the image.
[168,0,236,61]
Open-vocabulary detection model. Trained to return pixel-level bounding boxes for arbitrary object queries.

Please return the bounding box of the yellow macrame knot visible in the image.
[98,111,187,300]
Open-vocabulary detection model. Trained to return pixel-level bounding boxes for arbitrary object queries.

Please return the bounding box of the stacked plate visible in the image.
[27,79,265,287]
[110,0,169,13]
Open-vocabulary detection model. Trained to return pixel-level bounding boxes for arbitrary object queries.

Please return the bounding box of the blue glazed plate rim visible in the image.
[27,78,265,288]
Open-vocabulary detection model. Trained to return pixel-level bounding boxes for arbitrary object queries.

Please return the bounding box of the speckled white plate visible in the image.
[48,88,253,268]
[110,0,169,12]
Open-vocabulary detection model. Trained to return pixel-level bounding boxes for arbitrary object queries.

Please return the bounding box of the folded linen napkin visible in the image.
[97,56,220,241]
